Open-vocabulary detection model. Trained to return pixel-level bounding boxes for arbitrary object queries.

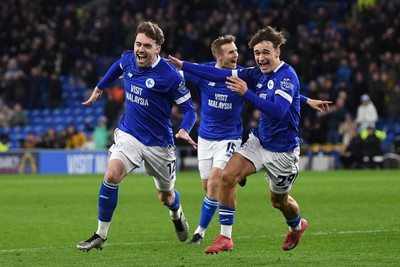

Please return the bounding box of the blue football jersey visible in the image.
[236,62,300,152]
[97,51,196,147]
[182,62,244,140]
[182,61,300,152]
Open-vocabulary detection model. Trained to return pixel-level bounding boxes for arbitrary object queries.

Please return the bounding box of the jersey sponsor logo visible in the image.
[130,84,143,95]
[280,78,294,90]
[208,99,232,109]
[126,92,149,106]
[267,80,274,90]
[256,83,263,88]
[215,93,228,101]
[145,78,155,88]
[208,81,216,87]
[128,72,133,78]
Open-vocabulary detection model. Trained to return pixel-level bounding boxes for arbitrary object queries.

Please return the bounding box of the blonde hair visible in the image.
[211,35,236,57]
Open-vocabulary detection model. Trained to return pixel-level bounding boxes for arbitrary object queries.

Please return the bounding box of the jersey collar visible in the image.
[272,61,285,73]
[151,55,161,68]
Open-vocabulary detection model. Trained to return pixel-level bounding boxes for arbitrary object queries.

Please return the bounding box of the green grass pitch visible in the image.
[1,170,399,266]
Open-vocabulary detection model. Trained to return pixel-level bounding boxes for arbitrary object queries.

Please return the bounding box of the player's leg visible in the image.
[264,147,308,251]
[77,129,139,252]
[189,164,220,244]
[271,191,308,251]
[188,138,218,244]
[205,153,256,254]
[145,145,189,242]
[76,157,130,252]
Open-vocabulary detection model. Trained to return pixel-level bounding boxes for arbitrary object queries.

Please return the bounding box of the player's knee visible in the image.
[159,191,174,206]
[104,169,122,184]
[220,171,236,188]
[271,199,284,210]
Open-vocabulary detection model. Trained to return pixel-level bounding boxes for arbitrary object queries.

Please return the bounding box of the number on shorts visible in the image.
[167,160,176,179]
[276,173,298,189]
[226,142,237,154]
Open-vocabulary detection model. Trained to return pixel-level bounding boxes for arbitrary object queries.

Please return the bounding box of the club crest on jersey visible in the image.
[146,78,155,88]
[280,78,294,90]
[267,80,274,90]
[178,81,188,94]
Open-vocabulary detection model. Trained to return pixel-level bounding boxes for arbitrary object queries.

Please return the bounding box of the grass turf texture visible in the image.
[1,170,399,266]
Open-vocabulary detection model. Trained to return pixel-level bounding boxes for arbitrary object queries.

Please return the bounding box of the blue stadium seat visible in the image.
[53,115,64,125]
[41,109,50,117]
[11,126,22,134]
[55,124,65,133]
[0,126,11,134]
[9,140,21,149]
[84,107,93,116]
[61,108,72,116]
[52,108,62,116]
[94,107,104,115]
[30,109,41,118]
[33,125,45,134]
[31,116,43,125]
[23,125,33,134]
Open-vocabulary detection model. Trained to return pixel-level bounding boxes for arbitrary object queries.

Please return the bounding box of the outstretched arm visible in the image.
[167,55,184,70]
[168,55,232,82]
[175,128,197,149]
[82,86,103,106]
[306,98,332,112]
[82,60,122,106]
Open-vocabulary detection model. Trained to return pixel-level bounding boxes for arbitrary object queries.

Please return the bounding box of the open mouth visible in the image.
[258,61,269,70]
[136,53,147,62]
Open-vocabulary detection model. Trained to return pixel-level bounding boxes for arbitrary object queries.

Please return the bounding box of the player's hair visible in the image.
[136,21,165,46]
[248,26,286,49]
[211,35,236,57]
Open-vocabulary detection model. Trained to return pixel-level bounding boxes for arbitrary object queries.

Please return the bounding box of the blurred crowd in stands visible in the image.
[1,0,400,167]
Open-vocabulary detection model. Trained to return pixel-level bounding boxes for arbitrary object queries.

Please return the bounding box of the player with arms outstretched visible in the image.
[168,26,330,254]
[76,21,197,252]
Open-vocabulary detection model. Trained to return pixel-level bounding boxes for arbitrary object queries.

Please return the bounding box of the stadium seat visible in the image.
[52,108,62,116]
[30,109,41,118]
[33,125,45,134]
[61,108,72,116]
[0,126,11,134]
[41,109,50,117]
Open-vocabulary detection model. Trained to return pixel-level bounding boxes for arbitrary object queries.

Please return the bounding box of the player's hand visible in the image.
[82,87,103,106]
[226,76,248,96]
[307,98,332,112]
[167,55,183,70]
[175,128,197,149]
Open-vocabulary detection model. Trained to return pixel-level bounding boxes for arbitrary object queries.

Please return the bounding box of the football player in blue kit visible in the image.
[180,35,247,245]
[168,26,331,254]
[76,21,197,252]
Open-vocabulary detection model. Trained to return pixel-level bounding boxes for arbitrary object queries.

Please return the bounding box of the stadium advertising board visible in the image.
[39,151,109,174]
[0,152,39,174]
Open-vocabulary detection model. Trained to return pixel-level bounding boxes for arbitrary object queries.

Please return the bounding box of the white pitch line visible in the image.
[1,229,399,254]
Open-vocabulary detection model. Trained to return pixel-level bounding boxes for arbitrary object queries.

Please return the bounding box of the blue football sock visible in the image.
[98,181,119,222]
[199,196,218,229]
[167,190,180,211]
[286,214,301,227]
[219,205,235,225]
